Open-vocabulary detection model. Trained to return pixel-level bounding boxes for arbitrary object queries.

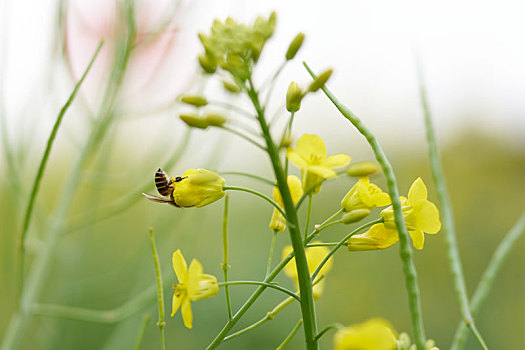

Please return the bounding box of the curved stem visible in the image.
[208,100,254,119]
[276,319,303,350]
[266,230,278,276]
[219,171,275,186]
[221,195,232,320]
[313,323,344,342]
[132,313,151,350]
[218,281,300,301]
[223,186,287,218]
[304,195,313,240]
[219,125,266,151]
[149,228,166,350]
[305,62,427,349]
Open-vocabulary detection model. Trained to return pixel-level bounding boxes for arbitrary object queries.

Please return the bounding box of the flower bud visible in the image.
[173,169,226,207]
[346,161,379,176]
[308,69,333,92]
[222,81,241,93]
[180,95,208,107]
[205,113,227,127]
[342,209,370,224]
[285,33,305,60]
[286,82,303,113]
[179,114,209,129]
[198,54,217,74]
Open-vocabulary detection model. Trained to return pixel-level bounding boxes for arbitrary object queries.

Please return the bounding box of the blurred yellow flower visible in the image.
[340,176,391,212]
[173,169,226,208]
[287,134,350,194]
[171,249,219,329]
[269,175,304,232]
[334,318,397,350]
[347,177,441,250]
[282,242,333,299]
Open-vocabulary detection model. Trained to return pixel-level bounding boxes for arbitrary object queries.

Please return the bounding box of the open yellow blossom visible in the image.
[269,175,303,232]
[347,177,441,251]
[282,242,333,299]
[334,318,397,350]
[172,168,226,208]
[287,134,350,194]
[171,249,219,329]
[341,176,391,213]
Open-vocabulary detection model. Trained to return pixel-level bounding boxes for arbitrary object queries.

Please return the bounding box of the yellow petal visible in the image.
[187,259,204,297]
[281,245,297,280]
[306,165,337,178]
[296,134,327,160]
[334,318,397,350]
[324,154,351,168]
[409,229,425,250]
[347,224,399,251]
[171,292,183,317]
[269,208,286,232]
[287,175,304,204]
[181,298,193,329]
[286,148,310,169]
[415,201,441,234]
[172,250,188,283]
[306,243,333,276]
[408,177,427,204]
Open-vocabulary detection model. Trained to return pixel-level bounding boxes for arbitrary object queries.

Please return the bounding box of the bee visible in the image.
[142,168,185,207]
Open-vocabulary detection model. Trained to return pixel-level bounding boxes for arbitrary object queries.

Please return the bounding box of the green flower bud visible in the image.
[179,114,209,129]
[205,113,227,126]
[342,209,371,224]
[286,33,305,60]
[308,69,333,92]
[345,161,379,176]
[222,81,241,93]
[180,95,208,107]
[198,54,217,74]
[221,53,250,81]
[286,82,303,113]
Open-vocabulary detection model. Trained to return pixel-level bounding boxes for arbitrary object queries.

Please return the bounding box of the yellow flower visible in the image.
[287,134,350,194]
[171,249,219,329]
[282,242,333,299]
[334,318,397,350]
[172,168,226,208]
[347,177,441,251]
[269,175,304,232]
[340,176,391,212]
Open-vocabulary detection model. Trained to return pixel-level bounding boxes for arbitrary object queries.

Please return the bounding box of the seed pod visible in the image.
[285,33,305,60]
[308,69,333,92]
[180,95,208,107]
[346,161,379,176]
[205,113,227,127]
[342,209,371,224]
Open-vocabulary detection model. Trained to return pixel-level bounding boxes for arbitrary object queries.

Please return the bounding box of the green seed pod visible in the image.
[286,82,303,113]
[346,161,379,176]
[205,113,227,127]
[179,114,209,129]
[308,69,333,92]
[198,54,217,74]
[285,33,305,60]
[342,209,371,224]
[180,95,208,107]
[222,81,241,93]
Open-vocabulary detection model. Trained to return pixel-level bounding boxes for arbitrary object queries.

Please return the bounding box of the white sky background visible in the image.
[1,0,525,170]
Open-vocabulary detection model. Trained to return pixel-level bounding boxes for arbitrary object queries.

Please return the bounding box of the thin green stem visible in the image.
[283,112,295,176]
[311,219,383,281]
[305,62,427,349]
[220,125,266,151]
[132,313,151,350]
[219,171,275,186]
[276,319,303,350]
[208,100,254,119]
[149,228,166,350]
[313,323,344,342]
[222,195,232,320]
[223,185,287,218]
[218,281,300,301]
[263,60,287,107]
[304,195,313,240]
[451,213,525,350]
[17,41,103,299]
[306,242,339,247]
[266,230,278,276]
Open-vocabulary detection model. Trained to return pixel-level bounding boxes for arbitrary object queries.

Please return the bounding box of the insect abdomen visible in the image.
[155,168,174,196]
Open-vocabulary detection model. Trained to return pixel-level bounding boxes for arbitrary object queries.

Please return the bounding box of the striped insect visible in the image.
[143,168,185,207]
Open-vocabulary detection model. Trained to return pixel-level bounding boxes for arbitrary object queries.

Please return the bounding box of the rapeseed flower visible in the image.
[171,249,219,329]
[287,134,350,194]
[269,175,303,232]
[334,318,397,350]
[341,176,390,212]
[172,169,225,208]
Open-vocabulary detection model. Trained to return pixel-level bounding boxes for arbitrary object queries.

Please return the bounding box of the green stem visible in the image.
[149,228,166,350]
[313,323,344,342]
[283,112,295,176]
[220,125,266,151]
[304,195,313,240]
[222,195,232,320]
[223,185,287,218]
[276,319,304,350]
[305,62,427,349]
[218,281,300,301]
[416,61,485,343]
[132,313,151,350]
[451,213,525,350]
[220,171,275,186]
[246,78,318,349]
[17,41,103,299]
[263,60,287,107]
[266,230,278,276]
[311,219,383,281]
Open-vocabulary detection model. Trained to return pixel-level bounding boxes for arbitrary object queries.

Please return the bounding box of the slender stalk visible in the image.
[313,323,343,342]
[266,230,279,276]
[223,185,287,218]
[219,125,266,151]
[283,112,295,176]
[208,100,254,119]
[304,195,313,240]
[221,195,232,320]
[263,60,287,107]
[132,313,151,350]
[149,228,166,350]
[451,213,525,350]
[305,62,427,349]
[218,281,300,301]
[220,171,275,186]
[17,41,103,299]
[276,319,303,350]
[246,78,318,349]
[311,219,383,281]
